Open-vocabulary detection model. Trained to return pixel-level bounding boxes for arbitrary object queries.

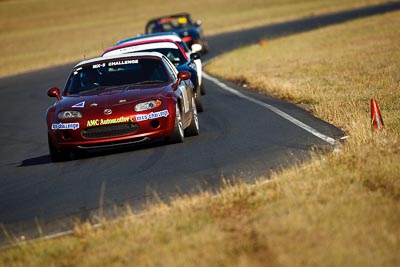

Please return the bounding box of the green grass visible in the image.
[205,8,400,266]
[0,0,390,77]
[1,2,400,267]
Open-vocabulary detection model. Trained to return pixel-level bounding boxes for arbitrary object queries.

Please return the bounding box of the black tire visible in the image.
[168,104,184,143]
[200,82,206,95]
[185,97,200,137]
[200,40,209,54]
[48,135,70,162]
[194,88,204,112]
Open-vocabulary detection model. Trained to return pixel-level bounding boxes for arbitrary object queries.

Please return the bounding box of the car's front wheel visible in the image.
[168,104,184,143]
[194,88,204,112]
[48,135,70,162]
[200,83,206,95]
[185,97,199,136]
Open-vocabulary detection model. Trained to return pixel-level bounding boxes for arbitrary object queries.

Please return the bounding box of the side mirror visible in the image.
[191,44,202,53]
[47,87,62,100]
[194,20,202,27]
[173,71,191,91]
[178,71,191,81]
[190,52,201,61]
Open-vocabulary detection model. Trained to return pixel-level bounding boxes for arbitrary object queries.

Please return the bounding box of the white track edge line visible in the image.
[203,72,340,147]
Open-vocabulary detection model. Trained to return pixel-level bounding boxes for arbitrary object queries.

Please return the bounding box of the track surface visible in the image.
[1,2,398,243]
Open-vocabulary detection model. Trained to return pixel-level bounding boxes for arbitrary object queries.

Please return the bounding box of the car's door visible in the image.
[162,57,192,123]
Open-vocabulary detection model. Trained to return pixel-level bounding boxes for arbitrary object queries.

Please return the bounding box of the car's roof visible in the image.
[147,13,191,23]
[103,39,182,57]
[116,32,182,45]
[75,52,165,68]
[117,32,183,45]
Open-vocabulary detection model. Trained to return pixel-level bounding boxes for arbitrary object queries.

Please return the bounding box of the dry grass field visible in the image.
[1,4,399,267]
[0,0,389,77]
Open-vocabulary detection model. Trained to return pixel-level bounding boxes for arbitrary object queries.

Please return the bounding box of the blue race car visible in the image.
[115,32,205,95]
[103,39,204,112]
[145,13,208,54]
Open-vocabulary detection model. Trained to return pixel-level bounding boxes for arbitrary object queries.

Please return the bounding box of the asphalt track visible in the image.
[0,2,399,245]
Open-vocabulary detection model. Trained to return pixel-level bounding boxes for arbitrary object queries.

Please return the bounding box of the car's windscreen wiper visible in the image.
[76,85,122,94]
[131,80,166,85]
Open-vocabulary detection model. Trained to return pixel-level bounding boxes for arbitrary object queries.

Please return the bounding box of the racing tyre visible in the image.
[185,97,200,136]
[194,89,204,112]
[168,104,184,143]
[48,135,70,162]
[200,40,209,54]
[200,83,206,95]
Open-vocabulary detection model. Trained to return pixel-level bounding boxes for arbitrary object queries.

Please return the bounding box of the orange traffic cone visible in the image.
[371,98,384,130]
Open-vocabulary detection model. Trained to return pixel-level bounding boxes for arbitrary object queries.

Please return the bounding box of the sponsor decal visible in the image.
[72,101,85,108]
[51,123,79,130]
[135,109,169,122]
[108,60,139,67]
[86,116,134,127]
[93,63,106,69]
[92,60,139,69]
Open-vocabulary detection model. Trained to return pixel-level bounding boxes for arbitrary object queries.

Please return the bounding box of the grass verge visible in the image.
[0,0,390,77]
[1,4,400,267]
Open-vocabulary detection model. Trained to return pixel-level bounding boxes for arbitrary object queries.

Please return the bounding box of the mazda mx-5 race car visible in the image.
[102,39,204,111]
[145,13,208,53]
[46,52,199,162]
[115,32,205,95]
[116,32,203,54]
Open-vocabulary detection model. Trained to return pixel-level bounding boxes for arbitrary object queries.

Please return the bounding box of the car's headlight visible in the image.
[135,100,162,112]
[57,111,82,119]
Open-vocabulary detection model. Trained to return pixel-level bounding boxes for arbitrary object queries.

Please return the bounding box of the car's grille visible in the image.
[82,123,139,139]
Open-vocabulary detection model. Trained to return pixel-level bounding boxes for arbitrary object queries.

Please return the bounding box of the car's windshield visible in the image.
[149,16,192,33]
[106,47,187,66]
[65,58,169,94]
[139,48,186,66]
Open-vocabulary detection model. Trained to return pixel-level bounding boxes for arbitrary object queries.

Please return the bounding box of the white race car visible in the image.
[103,39,204,111]
[116,32,205,95]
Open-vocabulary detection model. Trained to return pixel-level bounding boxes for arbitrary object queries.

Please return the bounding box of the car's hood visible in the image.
[59,85,169,109]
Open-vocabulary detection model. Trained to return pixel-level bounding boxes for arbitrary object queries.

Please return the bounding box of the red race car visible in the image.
[102,39,204,112]
[46,52,199,162]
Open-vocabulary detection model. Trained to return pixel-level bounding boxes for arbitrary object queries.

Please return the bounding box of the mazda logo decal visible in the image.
[104,109,112,115]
